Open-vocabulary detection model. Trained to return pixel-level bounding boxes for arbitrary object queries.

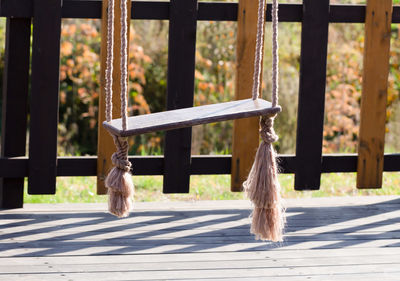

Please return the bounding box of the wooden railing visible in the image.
[1,0,400,208]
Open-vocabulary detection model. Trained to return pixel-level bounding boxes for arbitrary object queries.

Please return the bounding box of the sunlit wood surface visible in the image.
[1,196,399,280]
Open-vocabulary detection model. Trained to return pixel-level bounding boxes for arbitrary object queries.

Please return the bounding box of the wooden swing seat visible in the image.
[103,98,281,137]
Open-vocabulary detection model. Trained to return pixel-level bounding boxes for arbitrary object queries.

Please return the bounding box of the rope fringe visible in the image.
[245,0,285,242]
[105,136,134,218]
[104,0,133,218]
[243,115,285,241]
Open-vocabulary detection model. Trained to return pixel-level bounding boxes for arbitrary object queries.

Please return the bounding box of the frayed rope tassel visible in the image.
[243,115,286,242]
[105,136,134,218]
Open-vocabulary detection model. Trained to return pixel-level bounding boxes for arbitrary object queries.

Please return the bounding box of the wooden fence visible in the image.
[1,0,400,208]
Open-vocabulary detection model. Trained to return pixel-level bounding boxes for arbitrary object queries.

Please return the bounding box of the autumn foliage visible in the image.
[3,15,400,156]
[54,18,400,156]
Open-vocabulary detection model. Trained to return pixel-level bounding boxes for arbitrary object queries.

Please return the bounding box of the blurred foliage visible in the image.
[59,20,101,155]
[192,21,237,154]
[54,17,399,156]
[324,22,400,153]
[58,20,152,155]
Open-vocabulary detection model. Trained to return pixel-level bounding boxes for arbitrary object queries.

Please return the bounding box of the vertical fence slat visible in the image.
[97,0,131,195]
[163,0,198,193]
[231,0,263,192]
[357,0,392,189]
[294,0,330,190]
[0,18,31,208]
[28,0,62,194]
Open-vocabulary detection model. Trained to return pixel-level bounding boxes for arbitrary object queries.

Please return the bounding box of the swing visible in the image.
[103,0,285,242]
[102,0,280,137]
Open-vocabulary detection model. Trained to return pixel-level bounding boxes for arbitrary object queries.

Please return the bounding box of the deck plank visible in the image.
[0,196,399,280]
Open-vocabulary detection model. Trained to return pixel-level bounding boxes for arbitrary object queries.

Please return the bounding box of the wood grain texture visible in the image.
[231,0,264,192]
[0,197,399,280]
[28,0,62,195]
[357,0,392,189]
[0,18,31,208]
[103,99,280,137]
[97,0,131,195]
[294,0,330,191]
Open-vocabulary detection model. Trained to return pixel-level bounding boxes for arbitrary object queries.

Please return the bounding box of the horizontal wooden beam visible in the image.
[1,1,400,23]
[1,154,399,178]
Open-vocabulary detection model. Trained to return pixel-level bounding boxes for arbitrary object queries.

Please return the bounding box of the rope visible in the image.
[105,0,129,130]
[107,0,279,125]
[260,115,278,144]
[120,0,128,131]
[105,0,114,122]
[251,0,266,100]
[111,136,132,172]
[251,0,279,108]
[271,0,279,108]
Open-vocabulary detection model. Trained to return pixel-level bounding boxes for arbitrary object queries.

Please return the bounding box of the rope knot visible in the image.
[260,115,279,144]
[111,136,132,172]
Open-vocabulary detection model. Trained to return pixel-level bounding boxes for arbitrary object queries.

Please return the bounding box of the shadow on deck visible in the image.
[0,197,399,280]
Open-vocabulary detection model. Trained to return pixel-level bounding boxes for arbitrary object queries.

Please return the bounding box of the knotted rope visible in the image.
[243,0,285,242]
[111,136,132,173]
[260,116,279,144]
[104,0,133,218]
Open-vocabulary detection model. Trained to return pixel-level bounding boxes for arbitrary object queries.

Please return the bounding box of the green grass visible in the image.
[23,172,400,203]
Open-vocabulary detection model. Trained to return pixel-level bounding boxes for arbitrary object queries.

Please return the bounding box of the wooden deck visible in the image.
[0,196,399,280]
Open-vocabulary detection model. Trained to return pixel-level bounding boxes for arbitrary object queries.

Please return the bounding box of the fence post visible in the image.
[97,0,132,195]
[163,0,198,193]
[0,18,31,208]
[28,0,62,194]
[231,0,263,192]
[294,0,330,190]
[357,0,392,189]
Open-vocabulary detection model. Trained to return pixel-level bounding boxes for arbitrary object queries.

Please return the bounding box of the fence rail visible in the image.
[1,154,400,177]
[2,1,400,23]
[1,0,400,208]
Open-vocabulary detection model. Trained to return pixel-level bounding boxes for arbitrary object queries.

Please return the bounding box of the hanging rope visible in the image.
[105,0,114,123]
[119,0,128,131]
[244,0,285,242]
[252,0,279,108]
[104,0,134,218]
[251,0,266,100]
[271,0,279,108]
[105,0,129,129]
